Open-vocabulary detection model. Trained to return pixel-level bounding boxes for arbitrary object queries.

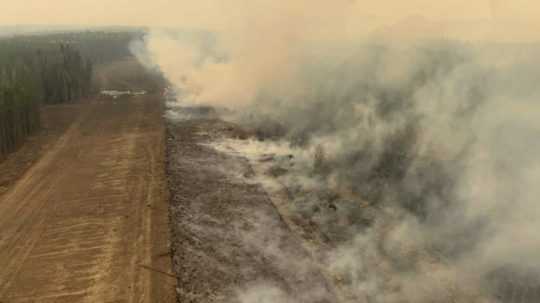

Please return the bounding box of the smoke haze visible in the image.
[6,0,540,302]
[4,0,540,42]
[130,1,540,302]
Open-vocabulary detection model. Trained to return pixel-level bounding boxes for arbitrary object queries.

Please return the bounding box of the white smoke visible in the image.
[133,1,540,302]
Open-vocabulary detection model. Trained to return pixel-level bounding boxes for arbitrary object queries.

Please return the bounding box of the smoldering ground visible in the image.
[134,2,540,302]
[210,43,540,302]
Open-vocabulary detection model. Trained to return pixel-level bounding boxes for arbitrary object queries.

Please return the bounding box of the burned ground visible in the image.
[166,114,337,303]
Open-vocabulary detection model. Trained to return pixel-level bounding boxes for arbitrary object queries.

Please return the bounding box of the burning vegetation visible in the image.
[148,22,540,303]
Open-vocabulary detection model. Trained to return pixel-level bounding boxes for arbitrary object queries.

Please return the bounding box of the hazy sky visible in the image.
[2,0,539,41]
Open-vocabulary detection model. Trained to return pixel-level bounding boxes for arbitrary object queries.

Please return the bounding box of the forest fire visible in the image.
[1,1,540,303]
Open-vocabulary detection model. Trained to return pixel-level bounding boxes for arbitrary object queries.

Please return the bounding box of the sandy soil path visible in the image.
[0,95,175,303]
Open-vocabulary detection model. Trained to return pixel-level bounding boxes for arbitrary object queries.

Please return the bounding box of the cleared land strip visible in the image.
[0,96,174,303]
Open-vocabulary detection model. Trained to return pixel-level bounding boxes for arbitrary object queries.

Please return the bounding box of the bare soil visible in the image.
[0,94,175,303]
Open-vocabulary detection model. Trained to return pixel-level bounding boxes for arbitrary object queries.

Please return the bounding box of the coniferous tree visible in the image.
[0,34,97,159]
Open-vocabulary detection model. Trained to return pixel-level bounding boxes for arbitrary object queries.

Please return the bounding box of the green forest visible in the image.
[0,31,140,159]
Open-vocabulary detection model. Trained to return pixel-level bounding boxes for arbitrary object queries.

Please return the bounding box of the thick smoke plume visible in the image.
[134,1,540,302]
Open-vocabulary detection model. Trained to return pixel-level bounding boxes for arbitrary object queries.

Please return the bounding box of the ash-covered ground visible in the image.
[166,106,338,303]
[166,102,540,303]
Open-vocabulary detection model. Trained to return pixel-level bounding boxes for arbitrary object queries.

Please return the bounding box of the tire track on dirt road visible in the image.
[0,96,175,303]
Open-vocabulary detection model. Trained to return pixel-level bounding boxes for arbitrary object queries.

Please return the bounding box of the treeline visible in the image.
[0,30,144,158]
[13,31,144,64]
[38,44,94,104]
[0,64,41,158]
[0,34,105,158]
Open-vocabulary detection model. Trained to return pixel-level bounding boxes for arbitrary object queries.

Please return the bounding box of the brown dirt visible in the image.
[0,94,175,303]
[93,58,162,92]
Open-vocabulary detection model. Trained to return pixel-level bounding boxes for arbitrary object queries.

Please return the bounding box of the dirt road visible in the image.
[0,95,175,303]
